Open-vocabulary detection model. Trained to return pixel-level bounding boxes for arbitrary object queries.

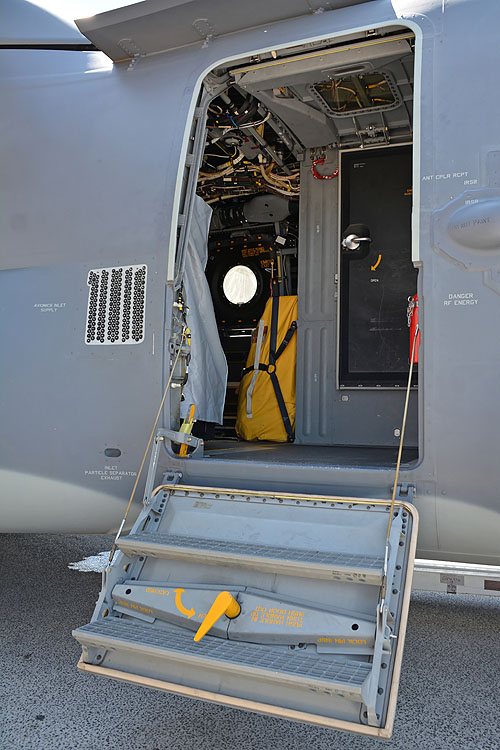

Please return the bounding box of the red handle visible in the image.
[407,294,420,364]
[311,157,339,180]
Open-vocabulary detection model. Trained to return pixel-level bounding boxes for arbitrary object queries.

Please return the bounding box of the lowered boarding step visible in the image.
[74,477,418,740]
[75,619,372,701]
[118,531,385,585]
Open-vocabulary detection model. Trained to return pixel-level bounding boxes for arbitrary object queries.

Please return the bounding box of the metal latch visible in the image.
[342,234,372,251]
[394,483,416,502]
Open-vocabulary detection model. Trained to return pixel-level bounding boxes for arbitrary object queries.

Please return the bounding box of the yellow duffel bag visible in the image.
[235,295,297,442]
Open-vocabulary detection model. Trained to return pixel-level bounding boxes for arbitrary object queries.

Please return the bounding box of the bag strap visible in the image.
[275,320,297,359]
[268,368,294,441]
[246,319,265,419]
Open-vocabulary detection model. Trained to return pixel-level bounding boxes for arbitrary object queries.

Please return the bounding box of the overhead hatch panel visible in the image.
[74,480,417,739]
[75,0,376,62]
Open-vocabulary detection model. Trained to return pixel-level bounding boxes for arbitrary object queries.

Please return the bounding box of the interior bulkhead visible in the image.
[186,25,419,468]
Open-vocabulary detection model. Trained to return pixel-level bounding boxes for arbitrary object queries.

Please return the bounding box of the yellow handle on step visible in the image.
[193,591,241,642]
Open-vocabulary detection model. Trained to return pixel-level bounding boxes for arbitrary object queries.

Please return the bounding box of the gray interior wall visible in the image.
[295,148,338,444]
[295,147,417,447]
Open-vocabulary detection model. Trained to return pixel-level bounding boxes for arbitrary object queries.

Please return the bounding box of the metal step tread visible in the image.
[119,532,384,579]
[75,618,371,694]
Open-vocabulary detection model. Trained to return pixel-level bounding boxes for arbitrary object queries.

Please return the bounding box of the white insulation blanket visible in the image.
[180,196,227,424]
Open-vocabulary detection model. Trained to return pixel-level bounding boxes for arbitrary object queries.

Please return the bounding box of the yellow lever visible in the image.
[179,403,196,458]
[194,591,241,642]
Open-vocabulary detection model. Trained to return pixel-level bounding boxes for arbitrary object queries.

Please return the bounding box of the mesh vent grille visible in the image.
[86,265,147,345]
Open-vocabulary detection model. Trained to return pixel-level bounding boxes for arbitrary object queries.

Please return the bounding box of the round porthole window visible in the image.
[222,265,258,305]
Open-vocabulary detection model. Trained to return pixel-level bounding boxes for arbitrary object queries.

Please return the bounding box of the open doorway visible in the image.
[188,25,418,467]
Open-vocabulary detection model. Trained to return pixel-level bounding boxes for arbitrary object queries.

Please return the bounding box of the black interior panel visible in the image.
[339,145,416,386]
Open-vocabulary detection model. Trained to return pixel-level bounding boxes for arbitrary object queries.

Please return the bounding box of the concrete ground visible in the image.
[1,533,499,750]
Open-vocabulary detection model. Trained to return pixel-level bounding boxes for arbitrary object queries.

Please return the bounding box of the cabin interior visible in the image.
[188,24,419,468]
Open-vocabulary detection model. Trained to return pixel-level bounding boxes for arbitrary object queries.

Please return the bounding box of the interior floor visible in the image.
[204,440,418,468]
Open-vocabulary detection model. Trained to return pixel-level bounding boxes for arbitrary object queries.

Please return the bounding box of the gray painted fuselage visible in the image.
[1,0,499,564]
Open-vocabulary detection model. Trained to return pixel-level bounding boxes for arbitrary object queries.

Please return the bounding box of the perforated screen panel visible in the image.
[85,264,147,345]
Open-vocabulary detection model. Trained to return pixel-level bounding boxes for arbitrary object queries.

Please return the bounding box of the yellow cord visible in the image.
[107,328,187,568]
